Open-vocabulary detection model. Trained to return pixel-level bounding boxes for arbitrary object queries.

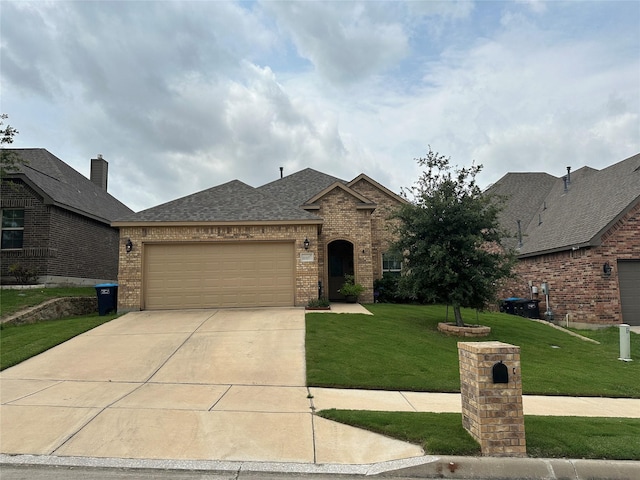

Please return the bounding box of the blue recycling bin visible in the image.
[95,283,118,316]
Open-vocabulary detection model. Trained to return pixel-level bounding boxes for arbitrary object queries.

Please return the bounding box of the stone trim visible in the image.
[438,322,491,337]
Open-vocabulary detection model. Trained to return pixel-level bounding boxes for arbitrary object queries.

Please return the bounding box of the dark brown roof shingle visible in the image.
[5,148,133,223]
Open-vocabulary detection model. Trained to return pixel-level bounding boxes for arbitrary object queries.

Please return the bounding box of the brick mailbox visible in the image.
[458,341,526,457]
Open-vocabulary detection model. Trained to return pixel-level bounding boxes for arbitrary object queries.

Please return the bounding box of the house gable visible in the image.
[302,182,376,211]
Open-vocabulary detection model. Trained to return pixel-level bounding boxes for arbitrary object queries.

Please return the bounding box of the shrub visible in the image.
[338,274,365,298]
[8,263,39,284]
[307,297,331,308]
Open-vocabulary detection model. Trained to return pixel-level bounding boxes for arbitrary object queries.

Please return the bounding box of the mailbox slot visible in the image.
[492,361,509,383]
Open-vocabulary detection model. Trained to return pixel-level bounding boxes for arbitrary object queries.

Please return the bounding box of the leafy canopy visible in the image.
[392,148,515,325]
[1,114,21,178]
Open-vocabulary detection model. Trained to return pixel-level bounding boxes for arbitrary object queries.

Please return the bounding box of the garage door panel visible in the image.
[144,242,294,310]
[618,260,640,326]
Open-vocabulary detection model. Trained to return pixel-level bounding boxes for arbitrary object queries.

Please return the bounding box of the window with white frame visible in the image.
[1,209,25,249]
[382,252,402,275]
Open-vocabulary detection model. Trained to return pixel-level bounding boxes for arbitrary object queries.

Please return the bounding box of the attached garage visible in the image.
[143,242,295,310]
[618,260,640,326]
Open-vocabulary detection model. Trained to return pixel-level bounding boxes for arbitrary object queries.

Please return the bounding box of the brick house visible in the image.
[112,168,406,311]
[1,149,133,285]
[488,153,640,327]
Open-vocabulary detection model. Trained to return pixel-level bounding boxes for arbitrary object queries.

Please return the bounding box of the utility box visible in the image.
[619,324,632,362]
[540,282,549,295]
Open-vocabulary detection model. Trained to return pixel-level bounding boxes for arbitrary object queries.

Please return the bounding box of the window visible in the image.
[1,209,24,249]
[382,252,402,275]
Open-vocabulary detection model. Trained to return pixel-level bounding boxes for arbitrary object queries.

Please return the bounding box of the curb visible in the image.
[383,455,640,480]
[2,454,639,480]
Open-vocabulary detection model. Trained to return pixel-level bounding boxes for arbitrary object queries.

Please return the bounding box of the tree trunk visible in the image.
[453,304,464,327]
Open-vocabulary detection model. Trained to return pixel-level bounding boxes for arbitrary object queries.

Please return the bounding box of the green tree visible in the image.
[1,114,21,178]
[392,148,515,327]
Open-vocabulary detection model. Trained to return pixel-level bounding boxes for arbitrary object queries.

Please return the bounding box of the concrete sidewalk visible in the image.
[310,387,640,418]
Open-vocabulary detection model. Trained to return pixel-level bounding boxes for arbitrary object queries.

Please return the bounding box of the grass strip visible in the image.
[1,314,117,370]
[318,410,640,460]
[306,304,640,397]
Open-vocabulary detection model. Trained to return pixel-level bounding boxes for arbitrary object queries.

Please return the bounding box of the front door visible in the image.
[327,240,354,301]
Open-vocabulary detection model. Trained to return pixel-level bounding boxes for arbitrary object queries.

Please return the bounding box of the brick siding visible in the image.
[1,179,120,282]
[349,179,403,279]
[316,188,375,302]
[116,224,318,310]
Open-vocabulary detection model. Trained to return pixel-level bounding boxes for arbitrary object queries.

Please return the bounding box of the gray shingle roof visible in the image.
[257,168,346,205]
[489,153,640,256]
[5,148,133,224]
[115,179,322,223]
[485,172,557,250]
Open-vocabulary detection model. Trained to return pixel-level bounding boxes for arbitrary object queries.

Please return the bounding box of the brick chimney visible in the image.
[90,154,108,191]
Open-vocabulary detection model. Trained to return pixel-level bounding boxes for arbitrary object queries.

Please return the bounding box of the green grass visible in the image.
[0,286,95,318]
[0,313,116,370]
[319,410,480,456]
[318,410,640,460]
[306,304,640,397]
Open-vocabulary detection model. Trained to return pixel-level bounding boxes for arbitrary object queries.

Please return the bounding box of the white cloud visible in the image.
[1,0,638,212]
[264,1,410,85]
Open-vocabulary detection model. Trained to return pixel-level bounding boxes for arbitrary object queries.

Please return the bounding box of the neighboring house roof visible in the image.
[485,172,557,250]
[488,153,640,257]
[113,167,403,226]
[4,148,133,224]
[114,179,322,224]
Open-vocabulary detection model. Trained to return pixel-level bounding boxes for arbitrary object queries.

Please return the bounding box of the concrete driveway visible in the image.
[0,308,423,464]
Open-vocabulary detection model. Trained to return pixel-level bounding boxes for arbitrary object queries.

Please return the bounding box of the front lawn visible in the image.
[306,304,640,397]
[0,313,117,370]
[319,410,640,460]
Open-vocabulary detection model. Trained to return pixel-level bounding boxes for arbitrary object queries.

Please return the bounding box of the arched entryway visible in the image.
[327,240,354,301]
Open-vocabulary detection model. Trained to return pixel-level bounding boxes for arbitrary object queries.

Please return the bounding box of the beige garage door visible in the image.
[144,242,295,310]
[618,260,640,326]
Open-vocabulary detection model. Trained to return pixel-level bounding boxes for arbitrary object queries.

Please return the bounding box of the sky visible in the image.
[2,0,639,213]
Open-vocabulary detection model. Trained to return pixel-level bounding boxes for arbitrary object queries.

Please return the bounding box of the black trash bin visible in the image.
[513,299,540,318]
[500,297,525,315]
[95,283,118,316]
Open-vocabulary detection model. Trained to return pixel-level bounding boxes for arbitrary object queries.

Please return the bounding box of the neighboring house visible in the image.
[112,168,406,311]
[1,149,133,285]
[487,153,640,327]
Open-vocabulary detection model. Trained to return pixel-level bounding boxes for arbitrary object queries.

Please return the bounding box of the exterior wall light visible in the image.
[125,238,133,253]
[603,262,612,276]
[303,238,310,250]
